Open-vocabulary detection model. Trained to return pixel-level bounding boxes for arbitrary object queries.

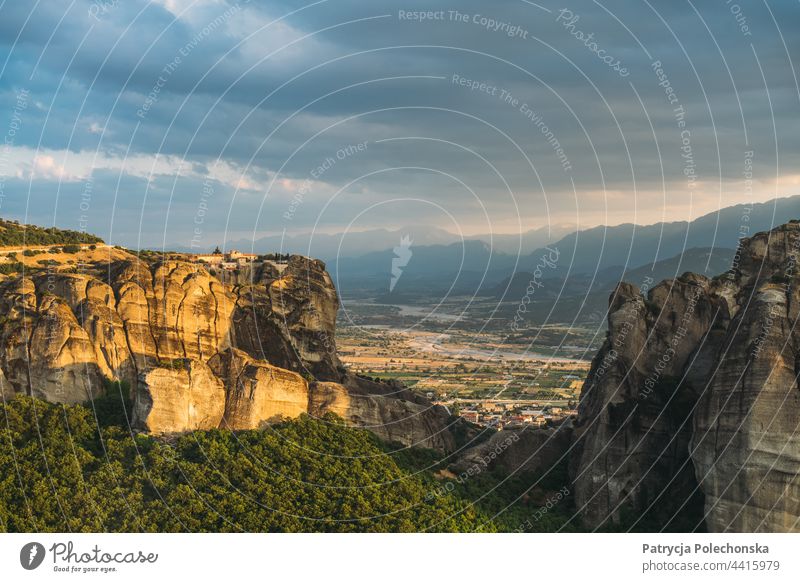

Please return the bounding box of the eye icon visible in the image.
[20,542,46,570]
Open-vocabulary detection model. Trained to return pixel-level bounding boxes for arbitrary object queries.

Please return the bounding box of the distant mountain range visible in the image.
[330,195,800,302]
[488,247,736,324]
[169,195,799,305]
[520,196,799,277]
[494,247,734,299]
[218,223,576,260]
[330,239,518,299]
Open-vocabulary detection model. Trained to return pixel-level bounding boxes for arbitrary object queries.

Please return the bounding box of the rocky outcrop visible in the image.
[571,222,800,532]
[452,427,571,476]
[570,274,721,529]
[134,359,226,433]
[690,225,800,533]
[309,379,456,451]
[209,348,308,430]
[0,253,454,451]
[230,256,341,379]
[110,259,236,368]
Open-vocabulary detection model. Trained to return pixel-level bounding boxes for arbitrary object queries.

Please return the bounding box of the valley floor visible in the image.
[336,298,594,430]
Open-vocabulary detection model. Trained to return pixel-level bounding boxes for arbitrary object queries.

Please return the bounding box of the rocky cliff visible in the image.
[571,222,800,532]
[0,253,454,451]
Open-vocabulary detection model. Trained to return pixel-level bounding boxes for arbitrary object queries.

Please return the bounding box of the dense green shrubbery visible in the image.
[260,253,291,262]
[0,389,585,532]
[0,395,503,532]
[0,262,24,274]
[0,218,102,247]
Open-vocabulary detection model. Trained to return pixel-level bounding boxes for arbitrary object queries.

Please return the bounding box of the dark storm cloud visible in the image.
[0,0,798,245]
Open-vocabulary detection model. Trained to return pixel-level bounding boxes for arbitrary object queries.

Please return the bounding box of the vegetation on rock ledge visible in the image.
[0,218,102,247]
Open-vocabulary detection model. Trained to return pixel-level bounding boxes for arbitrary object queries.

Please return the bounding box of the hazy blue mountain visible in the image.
[494,247,734,300]
[223,225,457,260]
[175,195,800,304]
[522,196,800,277]
[615,247,735,287]
[332,196,799,300]
[488,247,735,329]
[463,223,575,255]
[217,223,576,260]
[331,239,521,300]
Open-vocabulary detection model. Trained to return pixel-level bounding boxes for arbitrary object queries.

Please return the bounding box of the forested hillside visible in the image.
[0,218,102,247]
[0,394,575,532]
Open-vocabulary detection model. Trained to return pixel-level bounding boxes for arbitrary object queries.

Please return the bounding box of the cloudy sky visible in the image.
[0,0,798,249]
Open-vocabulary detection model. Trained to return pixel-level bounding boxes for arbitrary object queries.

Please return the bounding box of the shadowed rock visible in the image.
[570,222,800,532]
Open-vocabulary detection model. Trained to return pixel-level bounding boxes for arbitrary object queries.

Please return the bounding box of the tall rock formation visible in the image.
[230,256,341,379]
[571,222,800,532]
[0,253,454,451]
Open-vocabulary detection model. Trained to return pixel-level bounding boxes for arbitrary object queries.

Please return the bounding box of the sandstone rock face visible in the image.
[28,296,105,404]
[0,254,454,451]
[690,226,800,533]
[134,360,226,433]
[209,348,308,430]
[571,223,800,532]
[309,380,456,451]
[109,260,235,370]
[0,278,41,394]
[307,381,351,418]
[570,275,721,529]
[231,256,341,379]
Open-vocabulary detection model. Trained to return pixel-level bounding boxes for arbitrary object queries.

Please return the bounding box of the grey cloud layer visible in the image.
[0,0,797,247]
